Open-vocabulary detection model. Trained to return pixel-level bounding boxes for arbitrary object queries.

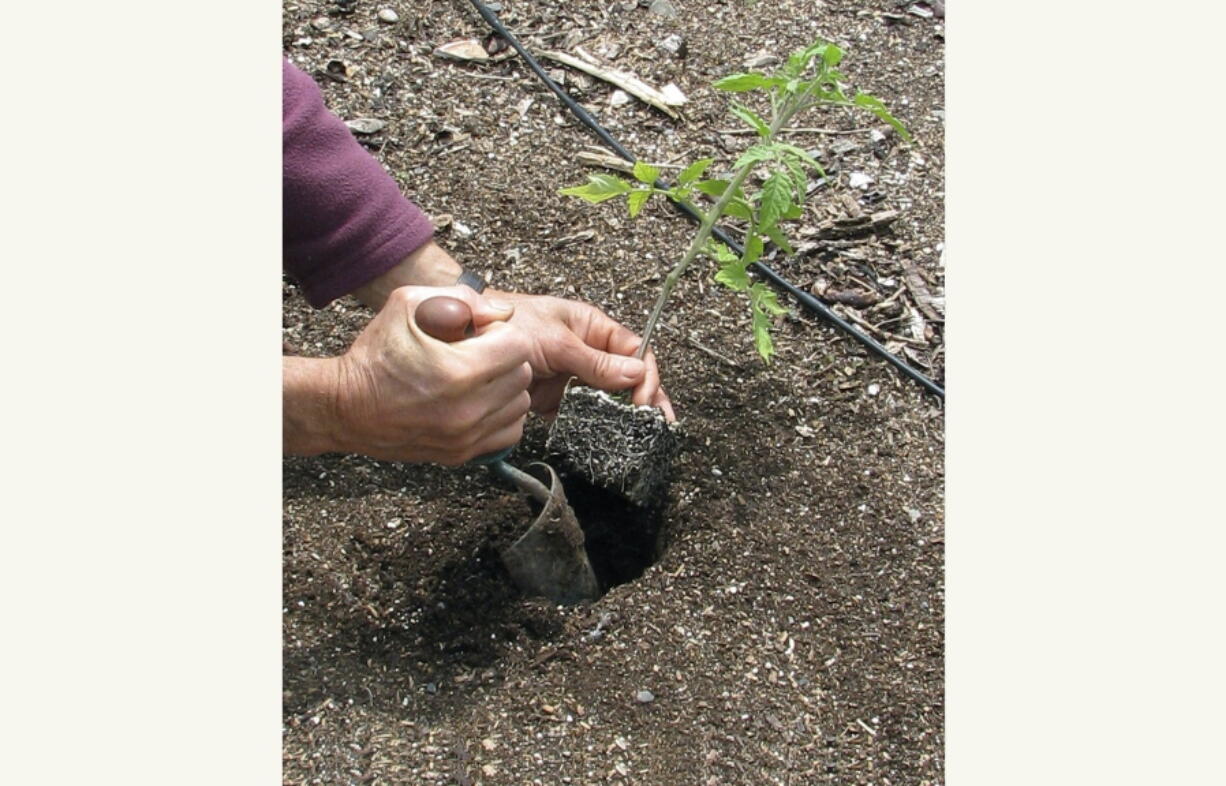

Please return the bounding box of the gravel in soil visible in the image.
[283,0,944,783]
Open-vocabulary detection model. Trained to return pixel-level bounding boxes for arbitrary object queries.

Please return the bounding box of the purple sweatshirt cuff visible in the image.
[282,59,435,308]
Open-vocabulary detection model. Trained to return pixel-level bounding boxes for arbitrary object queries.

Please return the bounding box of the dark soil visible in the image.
[283,0,945,783]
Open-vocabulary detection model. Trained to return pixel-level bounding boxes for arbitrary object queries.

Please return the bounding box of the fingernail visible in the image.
[616,357,645,379]
[488,299,514,312]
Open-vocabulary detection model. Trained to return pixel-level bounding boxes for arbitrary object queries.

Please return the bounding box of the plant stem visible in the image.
[635,168,753,358]
[634,99,806,359]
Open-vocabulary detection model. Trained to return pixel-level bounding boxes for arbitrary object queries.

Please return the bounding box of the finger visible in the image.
[555,337,646,393]
[404,286,514,342]
[463,399,530,461]
[628,346,663,408]
[527,376,568,416]
[472,361,534,417]
[653,387,676,422]
[454,322,535,379]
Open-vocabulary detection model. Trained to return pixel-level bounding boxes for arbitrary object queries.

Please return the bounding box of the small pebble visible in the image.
[848,171,874,189]
[658,33,687,57]
[386,518,401,529]
[711,467,723,477]
[867,383,881,396]
[609,89,630,107]
[635,690,655,703]
[648,0,677,17]
[377,8,399,23]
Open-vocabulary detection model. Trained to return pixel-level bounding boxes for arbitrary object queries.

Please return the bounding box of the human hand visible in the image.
[330,285,534,464]
[486,291,675,421]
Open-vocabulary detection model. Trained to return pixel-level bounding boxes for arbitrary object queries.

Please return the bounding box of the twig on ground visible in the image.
[716,126,876,136]
[537,49,686,119]
[576,148,681,174]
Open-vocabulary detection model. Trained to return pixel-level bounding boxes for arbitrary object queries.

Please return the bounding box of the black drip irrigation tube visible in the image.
[465,0,945,399]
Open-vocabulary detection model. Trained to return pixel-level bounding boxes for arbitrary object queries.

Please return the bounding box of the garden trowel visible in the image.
[414,296,599,605]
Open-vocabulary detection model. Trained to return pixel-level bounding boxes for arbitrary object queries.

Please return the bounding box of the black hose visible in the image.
[465,0,944,398]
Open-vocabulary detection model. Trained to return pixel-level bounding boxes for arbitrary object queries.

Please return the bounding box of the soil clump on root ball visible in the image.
[546,385,682,508]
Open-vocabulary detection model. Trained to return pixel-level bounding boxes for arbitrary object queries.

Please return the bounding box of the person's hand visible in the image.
[331,285,534,464]
[486,291,675,421]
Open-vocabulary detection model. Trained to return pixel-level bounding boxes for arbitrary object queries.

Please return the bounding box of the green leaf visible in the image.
[759,172,793,229]
[730,102,770,138]
[749,282,789,362]
[678,158,714,185]
[742,232,764,265]
[559,174,632,204]
[854,92,913,142]
[632,159,660,185]
[627,189,651,218]
[752,312,775,362]
[734,144,776,170]
[715,263,751,291]
[781,41,826,79]
[772,142,820,170]
[706,240,739,264]
[695,179,730,197]
[762,224,795,255]
[713,73,771,92]
[783,159,809,200]
[722,200,753,221]
[822,43,843,68]
[753,283,788,316]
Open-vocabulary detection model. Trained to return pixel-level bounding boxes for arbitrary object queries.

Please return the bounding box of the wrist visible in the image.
[283,355,346,455]
[352,241,464,309]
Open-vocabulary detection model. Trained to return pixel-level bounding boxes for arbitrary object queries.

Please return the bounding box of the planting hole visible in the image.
[560,473,664,593]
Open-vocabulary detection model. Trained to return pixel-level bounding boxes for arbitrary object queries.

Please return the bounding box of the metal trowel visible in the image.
[414,296,600,605]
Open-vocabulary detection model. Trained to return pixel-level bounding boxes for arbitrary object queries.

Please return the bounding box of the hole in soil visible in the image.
[558,472,664,593]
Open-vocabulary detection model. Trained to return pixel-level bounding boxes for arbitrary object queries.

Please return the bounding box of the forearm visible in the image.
[351,241,465,310]
[283,356,345,455]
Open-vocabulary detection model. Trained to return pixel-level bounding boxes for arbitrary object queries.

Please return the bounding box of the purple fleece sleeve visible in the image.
[283,59,435,308]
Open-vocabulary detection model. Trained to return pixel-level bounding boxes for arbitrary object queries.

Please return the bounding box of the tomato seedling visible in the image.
[561,39,910,362]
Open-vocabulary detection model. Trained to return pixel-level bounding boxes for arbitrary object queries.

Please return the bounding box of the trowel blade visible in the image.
[501,462,600,606]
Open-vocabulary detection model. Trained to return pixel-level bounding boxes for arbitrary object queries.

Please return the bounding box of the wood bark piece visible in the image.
[816,209,900,239]
[537,49,686,120]
[575,148,678,175]
[900,259,945,320]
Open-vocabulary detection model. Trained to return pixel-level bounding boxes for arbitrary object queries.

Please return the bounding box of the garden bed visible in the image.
[283,0,945,782]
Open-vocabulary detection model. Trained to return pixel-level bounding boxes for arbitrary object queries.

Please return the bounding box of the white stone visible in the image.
[378,8,399,23]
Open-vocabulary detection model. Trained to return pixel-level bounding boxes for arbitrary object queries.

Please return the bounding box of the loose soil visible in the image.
[282,1,945,783]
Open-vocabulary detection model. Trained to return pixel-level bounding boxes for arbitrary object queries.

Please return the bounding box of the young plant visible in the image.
[561,39,910,362]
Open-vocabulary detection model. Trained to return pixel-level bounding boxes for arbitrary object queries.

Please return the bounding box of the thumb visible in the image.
[468,293,515,327]
[566,343,646,392]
